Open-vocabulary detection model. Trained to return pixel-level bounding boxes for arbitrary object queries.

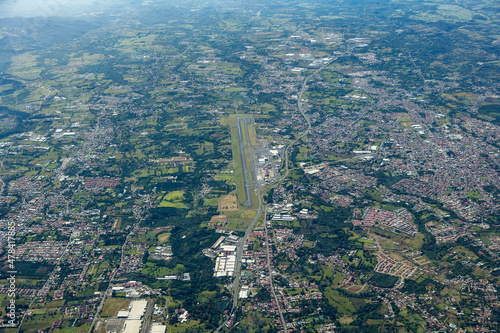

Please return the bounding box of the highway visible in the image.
[281,50,351,178]
[215,192,264,332]
[140,300,155,333]
[216,52,351,332]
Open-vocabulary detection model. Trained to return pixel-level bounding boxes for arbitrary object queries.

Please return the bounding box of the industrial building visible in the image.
[121,299,148,333]
[150,324,167,333]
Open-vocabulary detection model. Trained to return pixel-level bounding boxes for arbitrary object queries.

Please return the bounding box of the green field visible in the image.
[20,312,63,333]
[324,287,356,315]
[158,190,188,208]
[158,200,188,208]
[224,210,257,231]
[142,263,185,278]
[411,4,475,23]
[157,232,171,244]
[467,189,482,199]
[100,298,131,317]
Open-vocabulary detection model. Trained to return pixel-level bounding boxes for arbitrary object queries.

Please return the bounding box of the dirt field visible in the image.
[344,284,367,293]
[220,193,238,211]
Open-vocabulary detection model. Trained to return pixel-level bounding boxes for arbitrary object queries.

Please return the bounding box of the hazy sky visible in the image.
[0,0,119,18]
[0,0,253,18]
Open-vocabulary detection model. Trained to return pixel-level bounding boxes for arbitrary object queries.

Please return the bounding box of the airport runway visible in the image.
[236,117,257,207]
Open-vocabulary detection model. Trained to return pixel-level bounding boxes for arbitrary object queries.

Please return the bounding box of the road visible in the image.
[87,202,151,333]
[281,50,351,178]
[264,207,287,330]
[215,193,265,332]
[216,51,351,332]
[16,234,76,333]
[15,116,109,333]
[140,300,155,333]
